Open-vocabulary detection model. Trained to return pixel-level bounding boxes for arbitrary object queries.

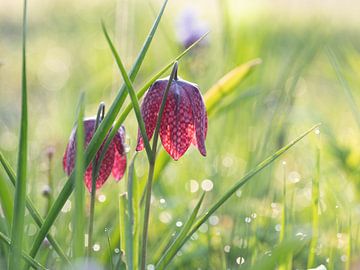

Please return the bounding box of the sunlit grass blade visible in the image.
[73,93,86,259]
[307,131,320,268]
[204,58,262,116]
[9,0,28,268]
[127,154,138,269]
[102,22,152,160]
[327,48,360,129]
[163,124,320,268]
[27,0,168,261]
[0,232,47,270]
[156,192,206,270]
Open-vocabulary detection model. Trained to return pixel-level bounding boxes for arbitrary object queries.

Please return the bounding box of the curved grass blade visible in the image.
[27,0,168,261]
[159,124,320,269]
[102,22,152,160]
[204,58,262,116]
[9,0,28,268]
[0,151,71,265]
[156,192,205,269]
[73,93,86,259]
[0,232,47,270]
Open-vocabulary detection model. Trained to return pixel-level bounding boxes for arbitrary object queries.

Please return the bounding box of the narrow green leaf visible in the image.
[204,58,262,115]
[27,0,168,260]
[156,192,206,270]
[9,0,28,268]
[0,173,14,230]
[0,152,70,264]
[73,93,86,259]
[163,124,320,269]
[0,232,47,270]
[102,22,152,160]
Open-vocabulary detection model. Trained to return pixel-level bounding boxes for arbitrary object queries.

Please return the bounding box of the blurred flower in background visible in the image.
[175,6,209,49]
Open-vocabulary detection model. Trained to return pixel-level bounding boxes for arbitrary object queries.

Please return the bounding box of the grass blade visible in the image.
[162,124,320,268]
[27,0,168,260]
[73,93,86,259]
[0,232,47,270]
[204,58,262,116]
[0,152,71,265]
[9,0,28,268]
[0,172,14,230]
[102,22,152,160]
[156,192,206,270]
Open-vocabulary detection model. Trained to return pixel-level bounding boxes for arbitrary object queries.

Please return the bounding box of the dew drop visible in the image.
[176,221,183,227]
[189,180,199,193]
[147,264,155,270]
[209,215,219,226]
[201,179,214,191]
[245,217,251,224]
[224,245,231,253]
[236,257,245,265]
[98,194,106,203]
[93,243,101,252]
[114,248,120,254]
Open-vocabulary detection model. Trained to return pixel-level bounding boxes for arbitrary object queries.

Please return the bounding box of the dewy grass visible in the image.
[9,0,28,268]
[307,129,321,268]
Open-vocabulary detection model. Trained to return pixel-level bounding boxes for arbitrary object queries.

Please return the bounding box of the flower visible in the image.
[176,7,208,49]
[136,73,208,160]
[63,117,127,191]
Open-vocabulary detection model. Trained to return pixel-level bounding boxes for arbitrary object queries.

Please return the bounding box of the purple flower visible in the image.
[136,75,208,160]
[176,7,209,49]
[63,117,127,191]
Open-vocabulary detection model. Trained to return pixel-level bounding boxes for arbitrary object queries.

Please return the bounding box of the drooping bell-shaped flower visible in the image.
[136,70,208,160]
[63,117,127,191]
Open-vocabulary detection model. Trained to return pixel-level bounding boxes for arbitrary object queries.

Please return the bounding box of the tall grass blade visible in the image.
[9,0,28,268]
[162,124,320,268]
[307,131,320,268]
[102,22,152,160]
[27,0,168,260]
[73,93,86,259]
[156,192,206,270]
[0,172,14,230]
[0,232,47,270]
[0,152,70,264]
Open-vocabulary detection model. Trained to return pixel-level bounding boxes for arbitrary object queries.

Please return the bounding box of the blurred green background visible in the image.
[1,0,360,269]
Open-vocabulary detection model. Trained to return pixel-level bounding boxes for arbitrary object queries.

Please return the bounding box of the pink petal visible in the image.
[63,143,69,172]
[84,142,115,192]
[112,149,127,181]
[136,80,168,151]
[160,83,195,160]
[180,81,207,156]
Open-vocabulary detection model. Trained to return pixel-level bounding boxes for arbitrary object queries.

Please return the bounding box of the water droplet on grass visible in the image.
[224,245,231,253]
[176,221,183,227]
[201,179,213,191]
[189,179,199,193]
[236,257,245,265]
[98,194,106,203]
[209,215,219,226]
[245,217,251,224]
[93,243,100,252]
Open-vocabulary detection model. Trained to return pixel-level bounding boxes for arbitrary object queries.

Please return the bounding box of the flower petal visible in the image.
[136,80,167,151]
[84,142,115,192]
[112,126,127,181]
[180,81,207,156]
[160,82,195,160]
[112,149,127,181]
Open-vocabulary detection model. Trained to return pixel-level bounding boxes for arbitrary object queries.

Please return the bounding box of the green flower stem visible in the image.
[140,62,178,270]
[87,102,105,258]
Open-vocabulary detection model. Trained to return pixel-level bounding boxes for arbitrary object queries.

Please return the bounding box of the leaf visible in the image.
[72,93,86,259]
[155,192,206,270]
[9,0,28,268]
[204,58,262,116]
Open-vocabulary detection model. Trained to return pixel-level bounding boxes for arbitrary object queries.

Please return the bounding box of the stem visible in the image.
[140,62,178,270]
[87,102,105,258]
